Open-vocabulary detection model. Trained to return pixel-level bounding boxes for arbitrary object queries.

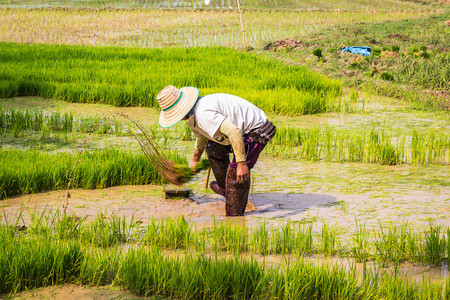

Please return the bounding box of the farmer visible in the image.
[156,85,276,216]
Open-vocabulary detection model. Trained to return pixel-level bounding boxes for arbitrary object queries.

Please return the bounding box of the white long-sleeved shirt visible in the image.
[188,93,267,162]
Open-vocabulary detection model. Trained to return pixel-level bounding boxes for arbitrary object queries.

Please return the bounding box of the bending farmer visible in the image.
[156,85,276,216]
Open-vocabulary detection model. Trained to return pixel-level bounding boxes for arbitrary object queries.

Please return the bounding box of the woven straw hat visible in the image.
[157,85,199,128]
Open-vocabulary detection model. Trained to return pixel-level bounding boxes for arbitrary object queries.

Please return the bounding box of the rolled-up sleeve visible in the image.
[219,118,246,163]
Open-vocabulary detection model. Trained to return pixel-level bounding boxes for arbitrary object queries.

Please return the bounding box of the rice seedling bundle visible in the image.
[122,113,210,185]
[0,147,186,199]
[0,42,341,116]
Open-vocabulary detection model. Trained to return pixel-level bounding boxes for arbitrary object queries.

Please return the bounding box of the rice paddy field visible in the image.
[1,0,450,299]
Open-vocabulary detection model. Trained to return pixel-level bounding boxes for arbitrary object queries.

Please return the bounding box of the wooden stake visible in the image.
[205,167,211,189]
[236,0,247,51]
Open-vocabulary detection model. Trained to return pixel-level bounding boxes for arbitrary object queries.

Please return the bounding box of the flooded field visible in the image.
[1,97,449,297]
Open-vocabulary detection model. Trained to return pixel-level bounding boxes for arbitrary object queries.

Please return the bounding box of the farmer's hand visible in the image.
[236,162,249,184]
[189,149,202,171]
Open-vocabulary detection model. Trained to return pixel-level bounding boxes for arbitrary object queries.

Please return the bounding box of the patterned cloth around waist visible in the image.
[244,120,276,145]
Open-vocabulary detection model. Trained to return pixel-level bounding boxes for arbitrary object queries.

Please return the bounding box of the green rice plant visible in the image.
[320,222,339,256]
[350,220,372,262]
[116,248,269,299]
[55,213,83,241]
[1,214,450,298]
[0,236,82,294]
[272,258,359,299]
[251,222,270,255]
[347,132,365,163]
[364,270,419,300]
[448,228,450,269]
[142,215,192,250]
[373,222,409,266]
[404,226,424,263]
[81,212,137,247]
[209,219,248,254]
[323,126,334,161]
[292,222,314,256]
[419,277,444,300]
[268,124,448,165]
[0,107,124,136]
[300,127,321,161]
[445,275,450,300]
[424,224,447,266]
[366,127,401,165]
[271,221,294,254]
[0,43,341,116]
[79,247,122,286]
[411,129,428,164]
[0,148,182,199]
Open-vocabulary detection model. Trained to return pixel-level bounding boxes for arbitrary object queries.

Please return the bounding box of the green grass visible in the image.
[257,10,450,110]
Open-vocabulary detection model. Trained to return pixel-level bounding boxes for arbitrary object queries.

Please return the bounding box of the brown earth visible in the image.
[3,284,147,300]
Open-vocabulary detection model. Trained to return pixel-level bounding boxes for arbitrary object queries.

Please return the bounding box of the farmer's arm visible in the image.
[218,118,249,182]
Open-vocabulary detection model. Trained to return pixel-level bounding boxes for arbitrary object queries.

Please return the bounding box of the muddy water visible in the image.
[4,284,149,300]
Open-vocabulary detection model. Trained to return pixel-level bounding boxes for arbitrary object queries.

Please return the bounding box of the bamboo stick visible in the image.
[236,0,247,51]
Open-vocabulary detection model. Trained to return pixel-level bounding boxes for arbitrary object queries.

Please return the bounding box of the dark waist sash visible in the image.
[244,120,276,145]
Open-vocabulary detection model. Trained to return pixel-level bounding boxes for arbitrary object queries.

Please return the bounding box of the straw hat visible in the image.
[157,85,199,128]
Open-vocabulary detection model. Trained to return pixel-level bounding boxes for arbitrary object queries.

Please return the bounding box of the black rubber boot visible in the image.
[225,166,250,216]
[206,141,230,195]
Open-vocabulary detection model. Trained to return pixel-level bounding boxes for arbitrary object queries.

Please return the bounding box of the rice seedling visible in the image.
[272,258,359,300]
[0,236,82,294]
[117,247,270,299]
[292,222,314,256]
[0,43,341,116]
[209,219,249,254]
[349,220,372,262]
[0,6,436,49]
[424,225,447,266]
[1,212,450,298]
[373,222,409,266]
[79,246,122,286]
[0,147,184,199]
[0,107,124,136]
[320,222,339,256]
[251,222,270,255]
[81,211,138,247]
[268,125,449,165]
[142,215,192,250]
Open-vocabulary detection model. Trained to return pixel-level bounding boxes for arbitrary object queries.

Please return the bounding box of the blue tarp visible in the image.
[341,46,372,56]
